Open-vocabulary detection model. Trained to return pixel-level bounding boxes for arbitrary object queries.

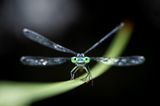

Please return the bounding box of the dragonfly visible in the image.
[20,22,145,81]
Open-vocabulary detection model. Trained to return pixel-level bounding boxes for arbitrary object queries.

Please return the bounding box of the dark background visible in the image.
[0,0,158,105]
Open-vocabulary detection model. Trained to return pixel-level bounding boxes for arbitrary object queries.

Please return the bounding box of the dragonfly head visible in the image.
[71,53,90,65]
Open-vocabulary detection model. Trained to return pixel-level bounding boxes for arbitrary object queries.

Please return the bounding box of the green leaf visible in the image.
[0,21,133,106]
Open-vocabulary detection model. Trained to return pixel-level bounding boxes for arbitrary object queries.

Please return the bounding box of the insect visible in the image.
[20,22,145,81]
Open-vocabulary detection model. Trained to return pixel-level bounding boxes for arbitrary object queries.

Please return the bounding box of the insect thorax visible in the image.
[71,53,90,65]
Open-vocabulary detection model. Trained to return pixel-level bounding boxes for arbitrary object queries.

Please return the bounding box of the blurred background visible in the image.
[0,0,158,105]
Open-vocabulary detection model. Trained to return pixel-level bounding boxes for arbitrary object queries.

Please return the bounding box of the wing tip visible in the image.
[139,56,145,63]
[23,28,29,33]
[120,22,124,27]
[20,56,30,64]
[20,56,25,62]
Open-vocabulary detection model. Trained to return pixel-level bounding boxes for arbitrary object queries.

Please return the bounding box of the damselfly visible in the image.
[20,22,145,81]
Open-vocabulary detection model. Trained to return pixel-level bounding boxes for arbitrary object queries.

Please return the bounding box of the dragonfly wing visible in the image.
[84,22,124,54]
[23,28,77,55]
[91,56,145,66]
[21,56,70,66]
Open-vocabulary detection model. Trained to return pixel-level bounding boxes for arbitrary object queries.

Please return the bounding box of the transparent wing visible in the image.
[84,22,124,54]
[91,56,145,66]
[21,56,70,66]
[23,28,77,55]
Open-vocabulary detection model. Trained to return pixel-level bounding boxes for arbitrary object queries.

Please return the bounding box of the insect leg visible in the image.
[72,66,81,79]
[70,66,78,80]
[83,66,92,82]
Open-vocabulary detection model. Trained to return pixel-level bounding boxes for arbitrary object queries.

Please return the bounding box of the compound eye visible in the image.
[71,57,77,63]
[84,57,90,63]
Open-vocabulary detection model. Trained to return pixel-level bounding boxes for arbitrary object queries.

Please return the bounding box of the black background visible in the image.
[0,0,158,105]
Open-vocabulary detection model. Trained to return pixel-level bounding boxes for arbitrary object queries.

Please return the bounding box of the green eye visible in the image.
[84,57,90,63]
[71,57,77,63]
